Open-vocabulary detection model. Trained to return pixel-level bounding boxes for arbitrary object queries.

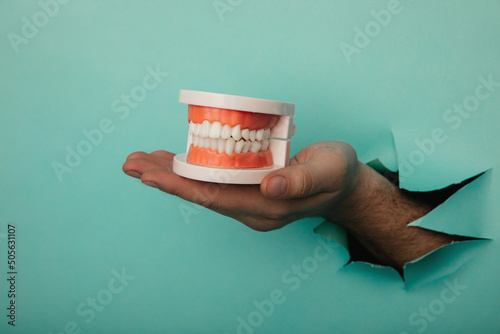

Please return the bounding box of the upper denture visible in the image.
[188,105,279,130]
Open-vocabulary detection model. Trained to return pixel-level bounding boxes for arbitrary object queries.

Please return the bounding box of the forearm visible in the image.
[325,163,458,270]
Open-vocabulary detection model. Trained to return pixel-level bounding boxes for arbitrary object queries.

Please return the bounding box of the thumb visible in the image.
[261,152,343,200]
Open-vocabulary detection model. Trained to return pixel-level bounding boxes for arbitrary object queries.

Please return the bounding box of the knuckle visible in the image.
[192,194,215,210]
[189,187,220,211]
[266,204,294,223]
[266,211,286,222]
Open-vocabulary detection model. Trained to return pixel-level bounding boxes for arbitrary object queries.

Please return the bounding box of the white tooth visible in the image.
[250,141,261,153]
[194,123,201,136]
[210,138,218,151]
[242,141,251,153]
[231,124,242,141]
[201,137,209,148]
[241,128,250,140]
[256,129,264,141]
[206,121,213,137]
[249,130,256,141]
[261,138,269,151]
[209,121,222,138]
[201,120,210,137]
[221,124,232,139]
[226,138,235,156]
[234,140,244,154]
[218,138,226,153]
[189,121,195,135]
[192,135,199,147]
[264,128,271,139]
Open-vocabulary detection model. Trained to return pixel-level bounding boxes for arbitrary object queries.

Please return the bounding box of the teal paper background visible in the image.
[1,1,499,333]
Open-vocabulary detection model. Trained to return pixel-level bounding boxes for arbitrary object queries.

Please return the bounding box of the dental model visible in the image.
[173,90,295,184]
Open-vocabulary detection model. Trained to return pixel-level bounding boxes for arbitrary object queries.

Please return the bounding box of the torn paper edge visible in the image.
[313,161,492,282]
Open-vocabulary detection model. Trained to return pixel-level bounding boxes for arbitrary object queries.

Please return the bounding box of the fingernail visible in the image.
[143,181,159,189]
[267,176,287,198]
[125,171,141,179]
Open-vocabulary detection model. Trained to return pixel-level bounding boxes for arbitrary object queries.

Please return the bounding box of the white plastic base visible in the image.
[172,153,282,184]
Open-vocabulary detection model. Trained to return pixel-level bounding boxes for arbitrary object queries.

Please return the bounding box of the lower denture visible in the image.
[187,146,273,168]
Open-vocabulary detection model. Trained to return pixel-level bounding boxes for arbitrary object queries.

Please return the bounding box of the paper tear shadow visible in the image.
[391,127,492,192]
[314,221,403,283]
[314,166,492,285]
[403,239,490,290]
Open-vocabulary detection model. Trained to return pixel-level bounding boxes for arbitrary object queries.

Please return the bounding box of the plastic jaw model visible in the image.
[172,90,296,184]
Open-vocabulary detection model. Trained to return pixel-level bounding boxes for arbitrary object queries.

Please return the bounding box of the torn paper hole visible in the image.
[314,162,492,281]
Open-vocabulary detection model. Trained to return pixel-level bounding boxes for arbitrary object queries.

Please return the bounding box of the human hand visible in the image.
[123,140,461,270]
[122,141,361,231]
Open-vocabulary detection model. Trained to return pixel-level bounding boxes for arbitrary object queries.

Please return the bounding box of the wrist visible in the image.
[322,162,446,270]
[322,162,378,228]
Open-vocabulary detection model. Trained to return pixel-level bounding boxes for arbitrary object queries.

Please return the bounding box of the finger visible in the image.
[150,150,175,161]
[140,166,329,228]
[140,167,294,216]
[126,151,148,161]
[125,152,173,169]
[122,158,169,179]
[126,151,173,166]
[261,149,346,200]
[140,168,223,207]
[125,150,276,216]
